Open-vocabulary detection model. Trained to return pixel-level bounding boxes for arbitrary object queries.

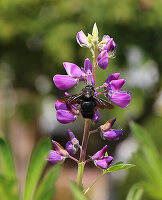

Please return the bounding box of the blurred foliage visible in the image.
[0,136,60,200]
[119,122,162,200]
[126,183,143,200]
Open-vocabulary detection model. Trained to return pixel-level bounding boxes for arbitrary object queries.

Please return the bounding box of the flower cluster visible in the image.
[48,24,131,173]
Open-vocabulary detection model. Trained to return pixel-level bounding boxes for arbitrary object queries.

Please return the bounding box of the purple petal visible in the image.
[108,79,126,91]
[84,58,92,72]
[103,129,123,140]
[94,156,113,169]
[92,109,100,123]
[102,35,111,42]
[104,39,113,51]
[105,156,114,165]
[47,150,65,164]
[67,129,80,152]
[105,73,120,84]
[66,140,79,156]
[67,129,75,140]
[63,62,82,78]
[109,91,131,108]
[87,72,94,86]
[53,75,77,90]
[111,40,117,51]
[66,141,74,156]
[92,145,107,160]
[97,50,109,70]
[55,100,67,110]
[76,30,89,47]
[94,159,108,169]
[56,110,76,124]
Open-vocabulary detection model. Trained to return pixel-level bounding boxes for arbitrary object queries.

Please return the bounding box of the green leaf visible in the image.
[23,137,51,200]
[126,183,143,200]
[70,182,88,200]
[129,121,158,156]
[110,161,123,166]
[130,122,162,189]
[34,164,61,200]
[0,137,16,180]
[104,163,135,173]
[0,175,19,200]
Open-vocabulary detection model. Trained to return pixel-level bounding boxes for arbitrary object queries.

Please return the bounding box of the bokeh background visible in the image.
[0,0,162,199]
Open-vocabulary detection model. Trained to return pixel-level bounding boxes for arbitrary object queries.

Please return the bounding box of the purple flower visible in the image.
[101,35,117,53]
[102,129,123,141]
[63,62,82,78]
[109,91,131,108]
[53,62,82,90]
[84,58,92,72]
[82,58,94,85]
[55,100,79,124]
[92,109,100,124]
[92,146,114,169]
[53,60,94,90]
[66,129,80,156]
[92,145,107,160]
[97,50,109,70]
[94,156,114,169]
[56,110,76,124]
[76,30,89,47]
[105,73,120,84]
[47,141,69,164]
[104,73,131,108]
[53,75,78,90]
[99,118,123,141]
[47,150,65,164]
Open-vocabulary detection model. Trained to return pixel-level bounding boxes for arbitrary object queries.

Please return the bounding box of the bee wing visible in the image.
[94,96,114,109]
[59,93,82,105]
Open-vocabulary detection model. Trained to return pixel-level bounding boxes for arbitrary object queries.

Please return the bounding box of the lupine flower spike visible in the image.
[47,23,134,195]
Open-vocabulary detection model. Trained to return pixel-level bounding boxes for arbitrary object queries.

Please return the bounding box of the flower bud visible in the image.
[100,118,116,132]
[97,50,109,70]
[52,141,69,157]
[103,129,123,141]
[47,150,65,164]
[76,30,89,47]
[66,129,80,156]
[92,145,107,160]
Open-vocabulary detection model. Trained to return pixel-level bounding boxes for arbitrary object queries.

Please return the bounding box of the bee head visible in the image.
[82,85,95,98]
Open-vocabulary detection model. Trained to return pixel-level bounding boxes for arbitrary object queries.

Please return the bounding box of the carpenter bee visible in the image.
[60,85,114,119]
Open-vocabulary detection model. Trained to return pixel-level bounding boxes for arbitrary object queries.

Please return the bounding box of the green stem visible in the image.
[77,162,85,186]
[84,172,104,194]
[76,119,90,186]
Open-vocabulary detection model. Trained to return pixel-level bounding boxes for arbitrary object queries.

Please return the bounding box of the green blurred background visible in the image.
[0,0,162,199]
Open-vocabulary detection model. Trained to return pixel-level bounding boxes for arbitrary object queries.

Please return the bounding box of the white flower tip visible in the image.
[92,23,98,39]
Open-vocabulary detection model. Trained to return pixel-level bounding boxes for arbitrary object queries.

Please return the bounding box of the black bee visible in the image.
[60,85,114,119]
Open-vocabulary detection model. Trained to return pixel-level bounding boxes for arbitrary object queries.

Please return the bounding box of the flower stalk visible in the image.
[84,172,104,194]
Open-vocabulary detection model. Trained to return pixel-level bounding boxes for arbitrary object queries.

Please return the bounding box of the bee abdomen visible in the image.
[81,101,96,119]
